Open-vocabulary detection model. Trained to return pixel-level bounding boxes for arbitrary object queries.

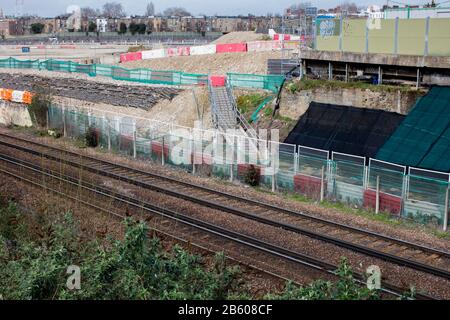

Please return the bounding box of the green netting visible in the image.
[377,86,450,172]
[227,73,284,93]
[0,57,266,89]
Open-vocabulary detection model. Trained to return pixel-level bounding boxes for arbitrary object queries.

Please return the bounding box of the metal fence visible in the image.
[47,104,450,231]
[0,57,284,92]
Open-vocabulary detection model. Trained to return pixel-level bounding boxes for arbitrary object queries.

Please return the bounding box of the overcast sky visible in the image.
[0,0,426,17]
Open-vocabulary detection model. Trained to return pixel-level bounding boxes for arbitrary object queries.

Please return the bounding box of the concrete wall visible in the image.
[279,87,423,120]
[0,100,33,127]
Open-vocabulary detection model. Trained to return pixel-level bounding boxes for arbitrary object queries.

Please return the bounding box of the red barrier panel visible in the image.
[274,34,291,41]
[216,43,247,53]
[210,75,226,87]
[293,174,325,198]
[237,164,261,181]
[151,141,170,158]
[120,52,143,63]
[363,189,402,215]
[60,45,76,49]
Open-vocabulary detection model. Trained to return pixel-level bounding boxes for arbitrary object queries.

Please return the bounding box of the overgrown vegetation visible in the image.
[286,79,415,95]
[0,201,412,300]
[0,203,243,300]
[85,126,99,148]
[244,165,260,187]
[236,93,268,116]
[27,87,52,128]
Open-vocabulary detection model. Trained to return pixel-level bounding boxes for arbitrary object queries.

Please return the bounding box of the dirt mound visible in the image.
[121,50,282,75]
[212,31,264,44]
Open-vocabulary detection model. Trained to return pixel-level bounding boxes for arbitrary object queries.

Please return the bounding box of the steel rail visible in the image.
[0,153,436,300]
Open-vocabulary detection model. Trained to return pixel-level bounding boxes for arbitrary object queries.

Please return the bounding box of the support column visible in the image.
[416,68,420,89]
[328,62,333,80]
[378,66,383,85]
[345,64,349,83]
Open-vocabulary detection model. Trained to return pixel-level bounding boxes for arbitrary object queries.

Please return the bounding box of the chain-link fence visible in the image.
[46,104,450,230]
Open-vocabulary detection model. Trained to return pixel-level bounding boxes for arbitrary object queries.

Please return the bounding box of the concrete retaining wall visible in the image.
[0,100,33,127]
[280,87,423,120]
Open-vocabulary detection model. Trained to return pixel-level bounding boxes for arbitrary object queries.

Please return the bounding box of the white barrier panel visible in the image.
[247,41,282,52]
[190,44,216,56]
[11,91,24,103]
[141,49,166,60]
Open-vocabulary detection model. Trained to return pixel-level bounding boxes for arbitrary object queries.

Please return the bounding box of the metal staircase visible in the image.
[208,78,259,140]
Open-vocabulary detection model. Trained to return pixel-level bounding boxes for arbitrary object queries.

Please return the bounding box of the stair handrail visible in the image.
[225,80,259,140]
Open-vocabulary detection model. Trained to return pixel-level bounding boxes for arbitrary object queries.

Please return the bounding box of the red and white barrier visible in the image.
[142,48,166,60]
[124,33,300,63]
[120,52,143,63]
[190,44,216,56]
[216,43,247,53]
[166,46,191,57]
[247,40,283,52]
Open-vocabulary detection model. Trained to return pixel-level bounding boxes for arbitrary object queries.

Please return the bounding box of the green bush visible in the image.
[28,90,52,128]
[85,126,99,148]
[0,205,242,300]
[244,165,260,187]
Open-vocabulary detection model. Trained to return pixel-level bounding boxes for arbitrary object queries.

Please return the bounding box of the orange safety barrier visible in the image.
[0,88,34,104]
[22,91,33,104]
[2,89,13,101]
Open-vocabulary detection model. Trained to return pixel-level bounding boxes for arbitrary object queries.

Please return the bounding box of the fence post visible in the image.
[375,175,380,214]
[444,187,449,232]
[394,17,399,55]
[230,136,234,183]
[107,119,111,151]
[365,22,369,54]
[339,15,343,51]
[191,139,196,175]
[161,136,165,166]
[271,145,276,193]
[320,166,325,202]
[133,130,137,159]
[424,17,430,56]
[63,107,66,137]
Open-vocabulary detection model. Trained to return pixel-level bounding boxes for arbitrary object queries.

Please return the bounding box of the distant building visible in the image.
[96,19,107,32]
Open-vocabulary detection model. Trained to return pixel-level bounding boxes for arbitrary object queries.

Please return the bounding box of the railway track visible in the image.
[0,151,435,300]
[0,132,448,282]
[0,73,181,110]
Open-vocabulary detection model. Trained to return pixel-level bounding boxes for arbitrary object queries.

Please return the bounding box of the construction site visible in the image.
[1,2,450,303]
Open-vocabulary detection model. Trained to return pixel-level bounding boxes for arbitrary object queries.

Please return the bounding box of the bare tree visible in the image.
[81,7,101,19]
[340,2,359,14]
[145,2,155,17]
[102,2,126,18]
[163,7,191,17]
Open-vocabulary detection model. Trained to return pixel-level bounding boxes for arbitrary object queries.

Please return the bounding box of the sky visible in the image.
[0,0,428,17]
